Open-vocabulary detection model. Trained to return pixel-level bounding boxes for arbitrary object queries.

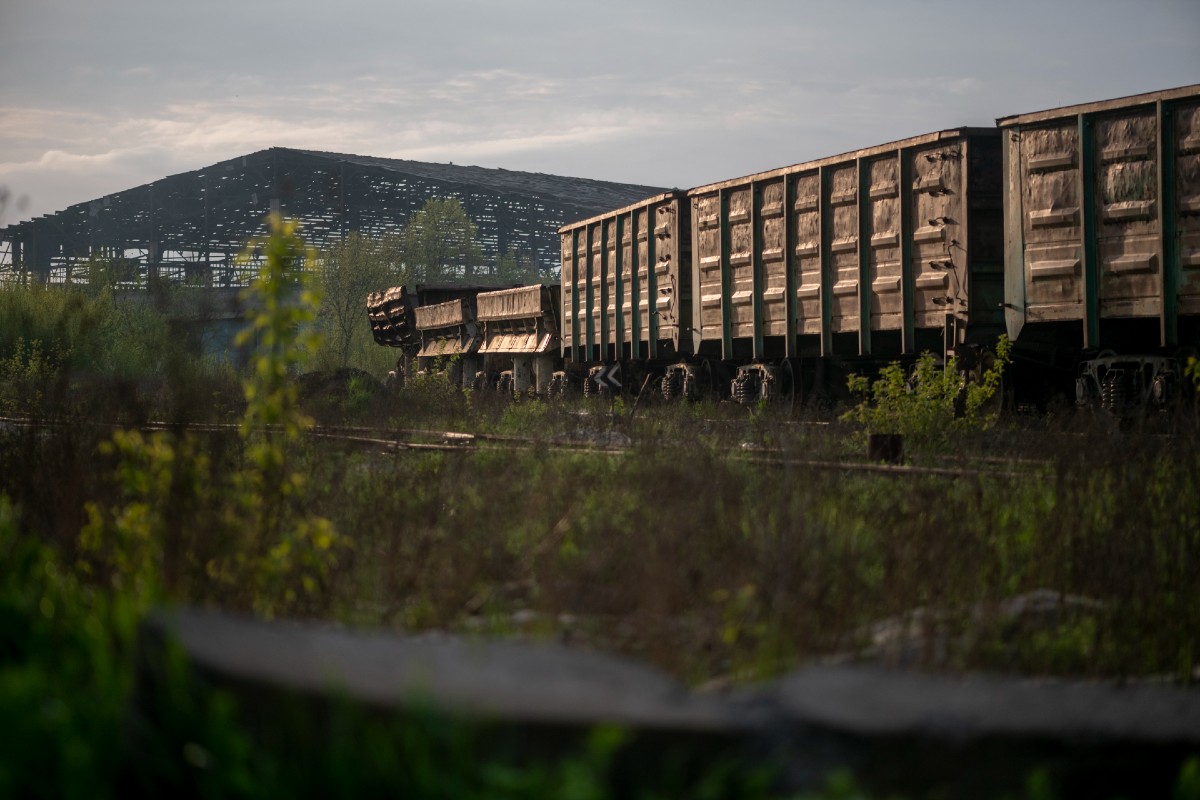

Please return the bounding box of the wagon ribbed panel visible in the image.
[478,332,542,354]
[476,284,546,322]
[728,187,756,340]
[589,221,604,354]
[693,193,724,343]
[558,193,689,360]
[1095,110,1161,319]
[867,157,903,331]
[417,336,476,358]
[414,298,469,331]
[605,220,619,345]
[559,233,576,351]
[1019,123,1085,324]
[758,180,789,338]
[620,213,634,345]
[793,173,823,336]
[635,207,651,352]
[910,142,967,330]
[828,164,860,335]
[1176,101,1200,315]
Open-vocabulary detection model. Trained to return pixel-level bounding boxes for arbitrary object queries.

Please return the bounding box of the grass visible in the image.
[306,402,1199,684]
[7,378,1195,685]
[4,390,1199,796]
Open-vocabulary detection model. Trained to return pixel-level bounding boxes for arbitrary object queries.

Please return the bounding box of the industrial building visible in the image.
[0,147,663,285]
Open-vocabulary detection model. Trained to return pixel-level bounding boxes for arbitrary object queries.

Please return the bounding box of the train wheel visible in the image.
[661,369,683,402]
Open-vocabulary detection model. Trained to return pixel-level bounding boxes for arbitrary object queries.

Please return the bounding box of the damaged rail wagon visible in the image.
[368,282,563,395]
[367,84,1200,414]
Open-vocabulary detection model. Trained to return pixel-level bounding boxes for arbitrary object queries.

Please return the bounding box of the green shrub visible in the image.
[841,336,1011,451]
[0,279,239,421]
[0,496,135,799]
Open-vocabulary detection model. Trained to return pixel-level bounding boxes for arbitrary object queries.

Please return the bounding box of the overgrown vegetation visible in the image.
[2,216,1198,794]
[313,415,1198,686]
[5,494,800,797]
[0,278,240,420]
[76,214,348,620]
[313,231,405,374]
[841,337,1011,452]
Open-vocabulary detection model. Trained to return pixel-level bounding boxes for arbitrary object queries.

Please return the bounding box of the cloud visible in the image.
[1,0,1196,223]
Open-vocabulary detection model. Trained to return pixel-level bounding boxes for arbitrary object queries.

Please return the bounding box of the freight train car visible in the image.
[683,127,1004,403]
[999,85,1200,412]
[367,283,522,389]
[370,85,1200,411]
[474,283,562,394]
[557,191,693,396]
[381,283,562,394]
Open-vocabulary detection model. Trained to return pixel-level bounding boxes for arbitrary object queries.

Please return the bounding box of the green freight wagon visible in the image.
[558,191,692,396]
[999,84,1200,413]
[686,129,1003,403]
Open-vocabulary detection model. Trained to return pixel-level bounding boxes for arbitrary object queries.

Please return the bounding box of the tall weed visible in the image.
[79,215,346,618]
[842,336,1011,452]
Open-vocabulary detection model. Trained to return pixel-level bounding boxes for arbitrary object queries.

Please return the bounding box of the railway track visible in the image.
[0,414,1043,480]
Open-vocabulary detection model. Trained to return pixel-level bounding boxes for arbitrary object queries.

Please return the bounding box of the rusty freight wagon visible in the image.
[368,283,513,389]
[558,191,692,395]
[686,129,1004,403]
[400,284,562,393]
[474,283,562,395]
[411,295,482,389]
[998,84,1200,413]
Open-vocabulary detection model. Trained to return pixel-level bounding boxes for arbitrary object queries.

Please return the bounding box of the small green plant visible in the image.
[232,214,345,615]
[842,336,1011,449]
[78,430,178,607]
[0,336,63,414]
[1187,355,1200,392]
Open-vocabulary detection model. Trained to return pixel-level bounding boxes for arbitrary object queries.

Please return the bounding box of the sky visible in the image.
[1,0,1197,225]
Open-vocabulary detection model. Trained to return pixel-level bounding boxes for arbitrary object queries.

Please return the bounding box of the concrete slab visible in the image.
[138,608,750,734]
[135,608,1200,796]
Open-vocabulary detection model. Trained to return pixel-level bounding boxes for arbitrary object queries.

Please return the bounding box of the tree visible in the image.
[314,232,405,370]
[493,247,542,284]
[402,197,483,283]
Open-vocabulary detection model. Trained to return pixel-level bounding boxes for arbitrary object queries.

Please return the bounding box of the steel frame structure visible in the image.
[0,147,662,287]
